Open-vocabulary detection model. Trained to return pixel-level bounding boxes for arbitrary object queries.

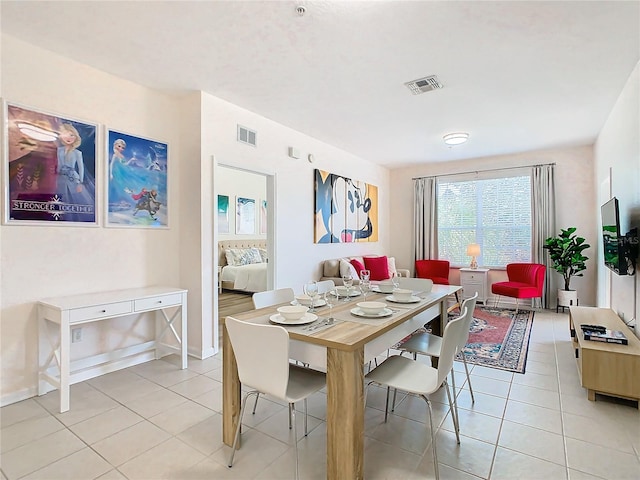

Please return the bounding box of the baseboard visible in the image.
[1,386,39,407]
[188,345,218,359]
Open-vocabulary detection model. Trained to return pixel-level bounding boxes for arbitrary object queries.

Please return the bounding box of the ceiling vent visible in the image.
[237,125,257,147]
[404,75,443,95]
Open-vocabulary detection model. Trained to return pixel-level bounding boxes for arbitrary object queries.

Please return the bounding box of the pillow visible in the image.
[225,248,262,266]
[364,255,390,281]
[387,257,398,277]
[339,259,358,279]
[350,258,366,277]
[258,248,268,263]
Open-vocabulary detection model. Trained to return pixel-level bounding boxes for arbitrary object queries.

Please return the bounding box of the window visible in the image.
[437,174,532,268]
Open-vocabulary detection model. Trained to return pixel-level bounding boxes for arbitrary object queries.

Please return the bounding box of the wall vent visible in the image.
[237,125,257,147]
[404,75,443,95]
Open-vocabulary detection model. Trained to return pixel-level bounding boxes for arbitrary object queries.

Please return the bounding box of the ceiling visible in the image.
[2,1,639,168]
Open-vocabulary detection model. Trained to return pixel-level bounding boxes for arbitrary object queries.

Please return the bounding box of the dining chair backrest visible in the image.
[316,279,335,294]
[395,277,434,293]
[225,317,290,399]
[252,288,295,309]
[457,293,478,351]
[436,307,468,387]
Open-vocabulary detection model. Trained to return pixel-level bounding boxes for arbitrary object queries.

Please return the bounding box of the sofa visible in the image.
[320,255,410,285]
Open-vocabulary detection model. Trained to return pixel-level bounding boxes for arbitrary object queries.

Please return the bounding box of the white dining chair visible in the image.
[252,288,295,309]
[225,317,326,480]
[364,308,469,480]
[315,279,335,295]
[399,293,478,405]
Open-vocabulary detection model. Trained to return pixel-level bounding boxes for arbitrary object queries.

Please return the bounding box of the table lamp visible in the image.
[466,243,480,269]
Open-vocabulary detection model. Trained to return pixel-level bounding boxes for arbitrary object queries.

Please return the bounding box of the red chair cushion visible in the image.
[364,256,390,281]
[491,281,541,299]
[350,258,366,277]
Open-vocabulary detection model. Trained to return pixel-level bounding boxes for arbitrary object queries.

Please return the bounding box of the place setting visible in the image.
[350,301,393,318]
[385,288,422,304]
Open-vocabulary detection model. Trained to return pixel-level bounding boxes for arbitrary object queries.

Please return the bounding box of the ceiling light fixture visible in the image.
[443,132,469,146]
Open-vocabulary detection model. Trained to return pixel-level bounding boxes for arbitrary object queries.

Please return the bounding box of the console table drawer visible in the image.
[70,301,133,323]
[135,293,183,311]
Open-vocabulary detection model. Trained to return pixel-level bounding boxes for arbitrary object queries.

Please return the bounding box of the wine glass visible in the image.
[303,281,319,313]
[341,274,353,302]
[391,272,400,290]
[359,269,371,282]
[325,289,339,320]
[359,279,371,301]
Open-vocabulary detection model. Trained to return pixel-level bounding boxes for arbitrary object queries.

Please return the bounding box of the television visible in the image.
[601,197,637,275]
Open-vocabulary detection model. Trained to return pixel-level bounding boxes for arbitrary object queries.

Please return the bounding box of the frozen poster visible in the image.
[5,103,97,224]
[107,129,168,228]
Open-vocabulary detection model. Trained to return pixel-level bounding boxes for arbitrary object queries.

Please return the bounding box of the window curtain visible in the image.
[412,177,437,271]
[531,164,556,308]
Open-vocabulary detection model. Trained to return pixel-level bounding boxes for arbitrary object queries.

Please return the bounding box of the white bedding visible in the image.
[221,263,267,292]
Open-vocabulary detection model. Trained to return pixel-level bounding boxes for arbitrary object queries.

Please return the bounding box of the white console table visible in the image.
[38,286,188,413]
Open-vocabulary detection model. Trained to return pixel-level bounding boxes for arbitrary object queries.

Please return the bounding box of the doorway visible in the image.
[213,161,275,348]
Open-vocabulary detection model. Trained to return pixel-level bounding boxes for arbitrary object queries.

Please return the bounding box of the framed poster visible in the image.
[4,102,98,225]
[218,194,230,233]
[106,129,168,228]
[236,196,255,234]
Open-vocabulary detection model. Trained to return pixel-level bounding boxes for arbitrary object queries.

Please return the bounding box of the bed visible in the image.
[218,239,268,293]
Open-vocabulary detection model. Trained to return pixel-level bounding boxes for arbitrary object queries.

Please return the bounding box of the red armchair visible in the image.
[415,260,451,285]
[415,259,459,303]
[491,263,546,312]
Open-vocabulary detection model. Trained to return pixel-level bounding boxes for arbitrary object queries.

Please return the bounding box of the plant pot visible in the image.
[557,289,578,307]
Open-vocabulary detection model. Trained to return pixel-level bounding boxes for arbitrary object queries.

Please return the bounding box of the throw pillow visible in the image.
[364,256,390,281]
[339,259,358,279]
[258,248,268,263]
[350,258,366,277]
[387,257,398,277]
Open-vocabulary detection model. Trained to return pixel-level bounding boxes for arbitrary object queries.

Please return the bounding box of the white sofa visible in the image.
[319,255,409,285]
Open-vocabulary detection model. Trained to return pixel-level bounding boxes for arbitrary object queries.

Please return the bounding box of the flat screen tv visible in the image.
[601,197,630,275]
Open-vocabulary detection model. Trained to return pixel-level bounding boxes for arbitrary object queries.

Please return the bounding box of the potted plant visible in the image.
[543,227,591,307]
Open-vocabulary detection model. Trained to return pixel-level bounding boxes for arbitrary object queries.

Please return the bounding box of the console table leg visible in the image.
[60,319,71,413]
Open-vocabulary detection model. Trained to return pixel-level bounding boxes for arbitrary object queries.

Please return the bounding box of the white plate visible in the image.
[332,290,361,297]
[350,307,393,318]
[269,312,318,326]
[291,299,327,307]
[386,295,421,304]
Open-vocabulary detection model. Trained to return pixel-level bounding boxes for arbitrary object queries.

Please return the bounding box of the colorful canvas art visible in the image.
[106,129,168,227]
[236,196,255,234]
[314,169,378,243]
[218,194,230,233]
[4,103,97,224]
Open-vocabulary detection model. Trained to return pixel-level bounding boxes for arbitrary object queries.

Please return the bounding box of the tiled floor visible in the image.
[2,309,639,479]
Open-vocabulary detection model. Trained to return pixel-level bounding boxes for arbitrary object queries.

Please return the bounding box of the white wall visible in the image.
[0,36,183,404]
[390,145,598,307]
[594,61,640,338]
[200,93,391,293]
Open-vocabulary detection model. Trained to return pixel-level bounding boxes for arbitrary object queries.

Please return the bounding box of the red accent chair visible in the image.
[415,259,459,303]
[491,263,546,313]
[415,260,451,285]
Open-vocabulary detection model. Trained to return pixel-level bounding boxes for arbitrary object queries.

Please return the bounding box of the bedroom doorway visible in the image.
[213,162,275,344]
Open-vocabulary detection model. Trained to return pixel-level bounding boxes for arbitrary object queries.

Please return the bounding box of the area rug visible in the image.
[395,306,534,374]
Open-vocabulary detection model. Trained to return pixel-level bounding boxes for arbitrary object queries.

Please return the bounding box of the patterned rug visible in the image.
[395,306,535,374]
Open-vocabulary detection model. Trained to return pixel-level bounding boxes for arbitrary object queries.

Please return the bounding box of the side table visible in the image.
[459,267,490,304]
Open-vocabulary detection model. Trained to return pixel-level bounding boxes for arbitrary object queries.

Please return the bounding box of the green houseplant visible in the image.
[543,227,591,292]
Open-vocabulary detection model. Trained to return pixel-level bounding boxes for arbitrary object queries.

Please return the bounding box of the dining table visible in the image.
[221,284,462,480]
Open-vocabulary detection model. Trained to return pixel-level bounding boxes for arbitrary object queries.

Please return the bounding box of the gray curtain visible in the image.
[531,164,556,308]
[412,177,437,273]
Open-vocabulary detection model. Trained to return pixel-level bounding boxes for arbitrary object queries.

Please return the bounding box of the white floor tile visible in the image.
[21,447,112,480]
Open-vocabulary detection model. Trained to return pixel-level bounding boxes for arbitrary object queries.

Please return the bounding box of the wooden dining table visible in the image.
[221,284,462,480]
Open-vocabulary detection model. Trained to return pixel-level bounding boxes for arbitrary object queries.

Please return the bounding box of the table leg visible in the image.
[60,319,71,413]
[222,321,241,447]
[326,346,364,480]
[180,295,188,369]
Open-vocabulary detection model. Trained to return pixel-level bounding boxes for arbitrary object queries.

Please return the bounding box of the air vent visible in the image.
[237,125,257,147]
[405,75,443,95]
